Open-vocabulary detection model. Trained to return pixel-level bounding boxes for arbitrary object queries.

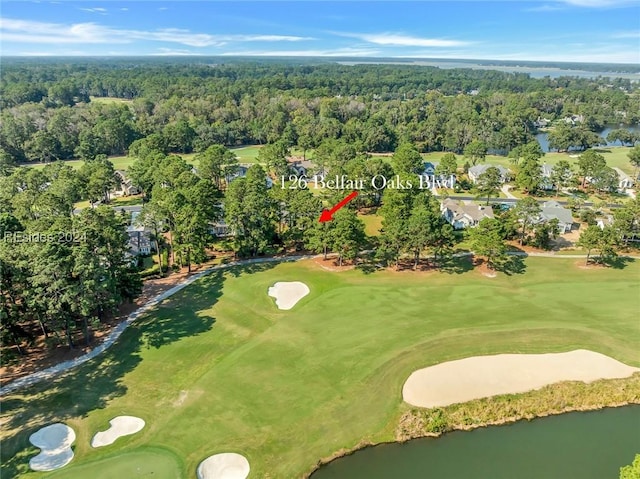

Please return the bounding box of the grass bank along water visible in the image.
[1,258,639,478]
[307,374,640,477]
[311,404,640,479]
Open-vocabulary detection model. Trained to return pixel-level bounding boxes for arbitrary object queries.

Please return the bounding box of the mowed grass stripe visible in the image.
[2,257,638,478]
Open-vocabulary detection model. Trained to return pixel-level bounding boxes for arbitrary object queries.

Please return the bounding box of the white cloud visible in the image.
[151,48,203,56]
[120,7,129,12]
[479,49,640,64]
[220,47,381,57]
[612,30,640,38]
[525,4,566,11]
[18,51,55,56]
[334,31,470,47]
[0,17,314,47]
[556,0,638,6]
[79,7,107,14]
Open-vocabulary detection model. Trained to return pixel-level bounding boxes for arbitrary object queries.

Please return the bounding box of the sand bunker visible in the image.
[267,281,309,310]
[91,416,145,447]
[29,423,76,471]
[197,453,250,479]
[403,349,640,408]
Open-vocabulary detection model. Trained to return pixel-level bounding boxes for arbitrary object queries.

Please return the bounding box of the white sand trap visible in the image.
[29,423,76,471]
[91,416,145,447]
[267,281,309,310]
[403,349,640,408]
[197,453,250,479]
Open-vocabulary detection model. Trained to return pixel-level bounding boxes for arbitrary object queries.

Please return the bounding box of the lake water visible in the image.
[311,405,640,479]
[536,125,640,152]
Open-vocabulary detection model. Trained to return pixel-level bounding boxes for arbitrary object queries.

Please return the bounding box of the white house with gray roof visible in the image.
[613,167,634,190]
[538,200,574,233]
[440,199,494,229]
[540,163,555,190]
[468,164,511,184]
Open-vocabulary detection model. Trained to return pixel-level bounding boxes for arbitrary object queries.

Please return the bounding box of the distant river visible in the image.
[311,405,640,479]
[337,60,640,80]
[535,125,640,152]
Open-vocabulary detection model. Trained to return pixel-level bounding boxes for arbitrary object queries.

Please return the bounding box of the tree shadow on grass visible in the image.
[603,256,635,270]
[494,255,527,275]
[440,255,474,275]
[0,262,275,478]
[355,262,377,274]
[222,260,280,278]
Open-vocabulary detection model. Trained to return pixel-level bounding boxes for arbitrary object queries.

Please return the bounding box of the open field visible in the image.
[231,145,263,164]
[28,154,198,172]
[358,211,383,236]
[89,97,133,105]
[2,257,639,478]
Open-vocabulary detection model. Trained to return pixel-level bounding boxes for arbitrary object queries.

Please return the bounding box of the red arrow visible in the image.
[319,191,359,222]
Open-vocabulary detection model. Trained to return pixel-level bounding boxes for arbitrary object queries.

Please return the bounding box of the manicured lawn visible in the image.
[358,212,383,236]
[47,448,183,479]
[26,153,198,172]
[2,258,639,478]
[231,145,264,164]
[89,97,133,105]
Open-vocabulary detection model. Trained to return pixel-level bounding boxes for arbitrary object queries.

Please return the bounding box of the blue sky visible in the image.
[1,1,639,63]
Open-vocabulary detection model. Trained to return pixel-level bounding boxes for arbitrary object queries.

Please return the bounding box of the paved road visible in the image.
[500,185,518,200]
[73,204,143,215]
[0,254,307,396]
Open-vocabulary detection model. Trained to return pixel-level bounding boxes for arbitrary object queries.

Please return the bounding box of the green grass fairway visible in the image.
[28,154,197,172]
[231,145,263,164]
[358,212,383,236]
[89,96,133,105]
[47,448,183,479]
[2,258,639,478]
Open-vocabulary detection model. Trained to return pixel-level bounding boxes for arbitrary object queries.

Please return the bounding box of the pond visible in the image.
[311,406,640,479]
[535,125,640,152]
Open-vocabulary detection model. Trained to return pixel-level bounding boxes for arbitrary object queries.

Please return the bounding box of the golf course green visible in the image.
[2,257,639,478]
[47,448,183,479]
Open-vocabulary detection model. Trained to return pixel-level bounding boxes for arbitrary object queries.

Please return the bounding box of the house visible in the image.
[127,211,153,255]
[562,114,584,125]
[208,220,231,237]
[420,161,456,188]
[538,200,574,233]
[114,170,140,196]
[440,199,495,230]
[533,117,551,128]
[596,215,614,229]
[613,167,635,190]
[540,163,554,190]
[287,158,315,177]
[423,162,439,176]
[226,163,273,188]
[467,164,511,184]
[225,164,249,183]
[126,225,152,255]
[307,166,329,185]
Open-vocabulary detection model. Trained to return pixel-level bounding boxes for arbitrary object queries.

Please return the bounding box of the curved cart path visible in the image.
[0,255,307,396]
[1,251,637,395]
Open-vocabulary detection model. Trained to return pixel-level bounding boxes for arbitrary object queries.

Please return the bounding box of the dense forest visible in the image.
[1,59,639,362]
[1,60,639,170]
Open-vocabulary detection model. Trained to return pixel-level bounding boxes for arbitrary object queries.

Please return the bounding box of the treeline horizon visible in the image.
[2,56,640,72]
[1,60,639,172]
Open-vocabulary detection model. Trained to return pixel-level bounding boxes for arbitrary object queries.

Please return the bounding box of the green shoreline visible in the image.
[305,373,640,478]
